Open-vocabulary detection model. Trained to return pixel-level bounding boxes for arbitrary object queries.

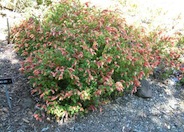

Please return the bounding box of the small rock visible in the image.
[41,126,49,132]
[137,111,147,118]
[164,123,171,129]
[164,78,177,86]
[74,125,83,131]
[17,130,24,132]
[135,79,152,98]
[22,118,29,123]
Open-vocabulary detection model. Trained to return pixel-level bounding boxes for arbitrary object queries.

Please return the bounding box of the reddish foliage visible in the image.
[11,0,183,119]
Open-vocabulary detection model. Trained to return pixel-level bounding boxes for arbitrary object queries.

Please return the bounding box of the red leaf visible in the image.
[133,78,140,87]
[30,34,34,39]
[88,105,97,112]
[95,89,102,96]
[180,67,184,72]
[50,89,55,94]
[33,114,42,122]
[51,95,59,101]
[33,69,40,76]
[85,2,90,7]
[96,61,104,68]
[40,92,45,99]
[68,68,75,72]
[89,48,96,55]
[51,72,57,77]
[19,67,25,73]
[131,86,137,95]
[143,61,150,67]
[138,71,145,79]
[115,82,124,92]
[64,91,73,98]
[58,74,63,80]
[99,107,103,113]
[106,56,112,63]
[92,41,98,51]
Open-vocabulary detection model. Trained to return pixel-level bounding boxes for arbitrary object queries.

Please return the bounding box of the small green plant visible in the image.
[36,0,52,6]
[11,0,183,121]
[13,0,36,12]
[180,77,184,85]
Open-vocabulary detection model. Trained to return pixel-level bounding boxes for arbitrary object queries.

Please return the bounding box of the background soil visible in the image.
[0,1,184,131]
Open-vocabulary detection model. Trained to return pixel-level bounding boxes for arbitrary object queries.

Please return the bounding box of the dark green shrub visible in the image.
[11,0,183,120]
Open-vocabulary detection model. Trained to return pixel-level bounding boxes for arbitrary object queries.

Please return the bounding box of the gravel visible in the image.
[58,81,184,132]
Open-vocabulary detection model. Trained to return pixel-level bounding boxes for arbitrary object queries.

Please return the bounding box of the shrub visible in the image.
[36,0,52,6]
[11,0,183,120]
[12,0,36,12]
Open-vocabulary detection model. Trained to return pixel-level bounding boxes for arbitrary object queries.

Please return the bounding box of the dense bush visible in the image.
[11,0,183,120]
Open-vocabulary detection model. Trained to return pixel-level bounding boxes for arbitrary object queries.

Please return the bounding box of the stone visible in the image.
[135,79,152,98]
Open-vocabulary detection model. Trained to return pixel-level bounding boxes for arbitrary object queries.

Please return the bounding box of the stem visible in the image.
[7,17,10,44]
